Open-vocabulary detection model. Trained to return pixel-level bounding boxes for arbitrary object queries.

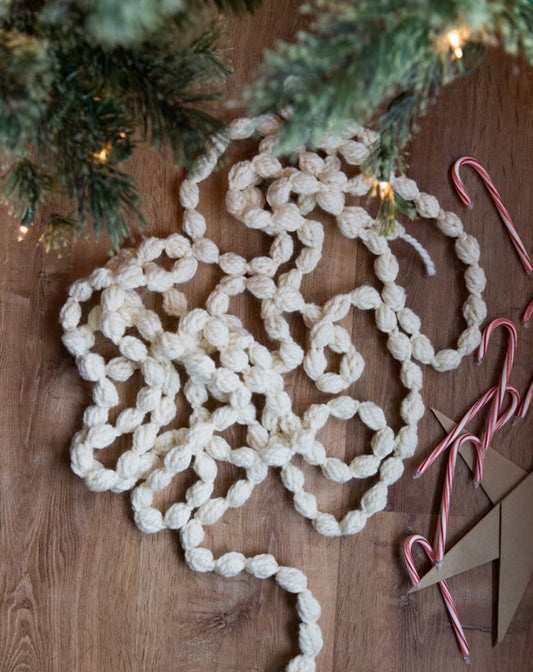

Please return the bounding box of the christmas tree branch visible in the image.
[0,0,260,250]
[249,0,532,229]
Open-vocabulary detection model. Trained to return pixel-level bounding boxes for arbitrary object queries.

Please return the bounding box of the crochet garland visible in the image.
[60,114,488,671]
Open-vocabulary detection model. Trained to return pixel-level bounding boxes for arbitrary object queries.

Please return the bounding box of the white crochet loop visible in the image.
[61,115,487,671]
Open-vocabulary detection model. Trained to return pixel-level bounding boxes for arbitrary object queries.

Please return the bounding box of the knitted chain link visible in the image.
[60,114,487,672]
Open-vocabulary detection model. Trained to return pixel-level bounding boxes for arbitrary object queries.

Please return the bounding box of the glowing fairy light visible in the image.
[370,178,394,202]
[444,27,471,60]
[378,180,392,199]
[18,225,29,241]
[95,147,108,162]
[447,30,464,59]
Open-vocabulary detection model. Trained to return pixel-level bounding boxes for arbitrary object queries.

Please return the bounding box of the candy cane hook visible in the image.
[403,535,470,663]
[476,318,518,482]
[452,157,533,274]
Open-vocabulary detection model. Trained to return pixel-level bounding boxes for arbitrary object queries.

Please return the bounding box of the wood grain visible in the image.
[1,3,532,671]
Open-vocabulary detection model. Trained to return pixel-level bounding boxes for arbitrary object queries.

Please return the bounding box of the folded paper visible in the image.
[411,409,532,644]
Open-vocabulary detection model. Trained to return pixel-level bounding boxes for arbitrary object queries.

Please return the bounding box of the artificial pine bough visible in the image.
[0,0,261,250]
[1,0,532,249]
[250,0,533,233]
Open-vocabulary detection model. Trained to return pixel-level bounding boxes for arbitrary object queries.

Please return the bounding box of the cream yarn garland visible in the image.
[60,114,487,671]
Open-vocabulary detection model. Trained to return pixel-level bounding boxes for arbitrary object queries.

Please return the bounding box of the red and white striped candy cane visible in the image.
[436,433,481,564]
[518,299,533,418]
[523,298,533,325]
[403,534,470,663]
[416,384,519,477]
[452,157,533,274]
[518,380,533,419]
[476,386,519,481]
[476,319,518,482]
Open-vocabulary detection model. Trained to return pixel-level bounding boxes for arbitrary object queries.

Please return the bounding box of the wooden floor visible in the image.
[1,4,532,671]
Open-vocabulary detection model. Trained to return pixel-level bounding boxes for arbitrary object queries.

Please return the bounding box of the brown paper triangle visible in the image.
[410,505,501,592]
[497,471,533,643]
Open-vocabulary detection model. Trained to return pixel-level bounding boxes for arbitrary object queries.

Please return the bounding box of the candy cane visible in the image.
[452,157,532,273]
[416,384,519,477]
[474,390,519,484]
[403,535,471,663]
[436,433,481,564]
[517,380,533,419]
[523,298,533,325]
[517,300,533,418]
[476,319,518,482]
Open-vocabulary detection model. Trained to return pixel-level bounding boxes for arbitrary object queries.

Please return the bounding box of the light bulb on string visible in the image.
[371,177,397,237]
[443,27,471,60]
[378,180,392,199]
[447,30,463,58]
[95,147,108,162]
[17,225,29,242]
[371,178,393,201]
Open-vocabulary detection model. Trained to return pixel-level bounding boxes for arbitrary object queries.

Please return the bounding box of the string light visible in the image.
[17,225,29,241]
[95,147,108,162]
[447,30,463,59]
[443,27,471,60]
[370,178,394,203]
[371,178,397,235]
[378,180,392,199]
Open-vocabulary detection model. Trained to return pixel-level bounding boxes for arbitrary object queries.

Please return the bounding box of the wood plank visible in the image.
[1,3,532,671]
